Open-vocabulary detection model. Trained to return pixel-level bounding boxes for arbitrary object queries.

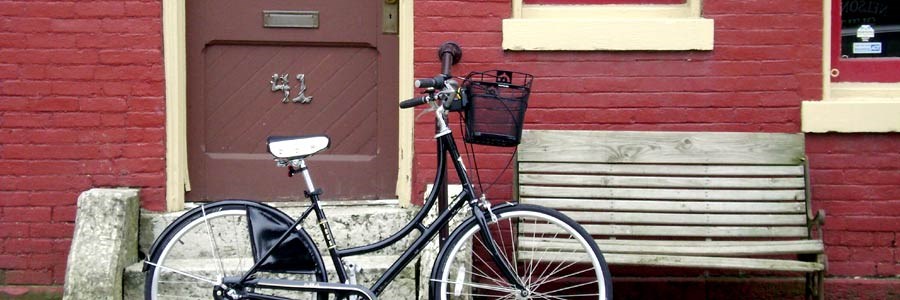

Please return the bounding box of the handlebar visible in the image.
[399,96,430,109]
[400,42,463,110]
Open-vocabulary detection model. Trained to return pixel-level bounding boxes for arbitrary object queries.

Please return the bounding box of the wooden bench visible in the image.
[515,130,826,299]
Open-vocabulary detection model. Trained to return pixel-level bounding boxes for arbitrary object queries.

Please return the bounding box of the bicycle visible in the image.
[143,42,612,300]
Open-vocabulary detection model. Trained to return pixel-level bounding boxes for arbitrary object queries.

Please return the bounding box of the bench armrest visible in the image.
[807,209,826,239]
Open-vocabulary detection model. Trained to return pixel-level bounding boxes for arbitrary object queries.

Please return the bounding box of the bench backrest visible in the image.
[516,130,812,241]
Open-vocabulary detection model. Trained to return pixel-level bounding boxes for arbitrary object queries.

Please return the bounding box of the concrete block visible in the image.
[63,188,140,300]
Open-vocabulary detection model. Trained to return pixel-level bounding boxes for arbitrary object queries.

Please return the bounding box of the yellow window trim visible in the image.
[504,1,714,51]
[801,0,900,133]
[802,83,900,133]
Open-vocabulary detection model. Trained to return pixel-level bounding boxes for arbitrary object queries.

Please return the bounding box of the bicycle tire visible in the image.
[144,202,328,300]
[430,204,612,300]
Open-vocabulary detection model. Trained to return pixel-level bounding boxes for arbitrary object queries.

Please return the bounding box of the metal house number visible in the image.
[270,73,313,104]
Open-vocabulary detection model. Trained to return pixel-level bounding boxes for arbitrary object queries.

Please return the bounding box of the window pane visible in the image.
[841,0,900,58]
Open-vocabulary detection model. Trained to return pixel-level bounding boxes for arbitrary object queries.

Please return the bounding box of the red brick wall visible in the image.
[412,0,900,297]
[0,0,165,291]
[412,0,822,201]
[808,134,900,277]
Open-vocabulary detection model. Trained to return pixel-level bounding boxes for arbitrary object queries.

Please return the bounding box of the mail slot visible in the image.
[263,11,319,29]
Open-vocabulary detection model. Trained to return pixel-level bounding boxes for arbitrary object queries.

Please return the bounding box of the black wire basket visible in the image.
[462,70,533,147]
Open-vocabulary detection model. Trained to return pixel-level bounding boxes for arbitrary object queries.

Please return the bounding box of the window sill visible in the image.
[502,5,714,51]
[802,83,900,133]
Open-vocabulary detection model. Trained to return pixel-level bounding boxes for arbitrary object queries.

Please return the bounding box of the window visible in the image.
[801,0,900,133]
[502,0,713,51]
[833,0,900,82]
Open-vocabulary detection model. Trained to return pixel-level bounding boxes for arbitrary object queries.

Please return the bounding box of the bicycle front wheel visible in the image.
[144,203,327,300]
[430,204,612,300]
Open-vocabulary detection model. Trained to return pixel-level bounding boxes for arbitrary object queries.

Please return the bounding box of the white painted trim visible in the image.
[503,17,713,51]
[397,0,414,207]
[802,100,900,133]
[504,1,713,51]
[163,0,187,212]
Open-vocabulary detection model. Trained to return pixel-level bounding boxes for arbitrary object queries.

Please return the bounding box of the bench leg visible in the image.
[802,254,826,300]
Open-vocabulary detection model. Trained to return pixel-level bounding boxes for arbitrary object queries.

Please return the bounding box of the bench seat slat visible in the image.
[521,198,806,213]
[518,130,805,165]
[519,162,805,177]
[519,174,806,189]
[523,224,809,238]
[516,252,824,272]
[559,211,808,226]
[518,238,824,256]
[520,186,806,201]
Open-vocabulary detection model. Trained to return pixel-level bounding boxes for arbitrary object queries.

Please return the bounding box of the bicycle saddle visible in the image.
[267,135,330,159]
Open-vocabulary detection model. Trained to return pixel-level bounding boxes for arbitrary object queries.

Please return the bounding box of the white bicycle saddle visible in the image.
[267,135,330,159]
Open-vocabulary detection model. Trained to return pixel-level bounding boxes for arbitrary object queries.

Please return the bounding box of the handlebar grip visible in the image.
[414,76,444,89]
[399,96,429,109]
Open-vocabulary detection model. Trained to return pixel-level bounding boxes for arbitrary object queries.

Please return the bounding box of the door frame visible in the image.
[161,0,415,211]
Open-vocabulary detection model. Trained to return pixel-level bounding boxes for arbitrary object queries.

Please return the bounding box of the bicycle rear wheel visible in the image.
[144,203,327,300]
[430,204,612,300]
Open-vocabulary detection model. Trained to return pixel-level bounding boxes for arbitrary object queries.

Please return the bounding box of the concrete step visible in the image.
[129,200,440,299]
[139,200,418,257]
[124,253,429,299]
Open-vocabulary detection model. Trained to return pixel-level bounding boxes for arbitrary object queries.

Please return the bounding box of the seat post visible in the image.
[296,159,316,193]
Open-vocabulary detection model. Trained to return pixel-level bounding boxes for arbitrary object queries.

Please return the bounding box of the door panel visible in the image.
[187,1,398,201]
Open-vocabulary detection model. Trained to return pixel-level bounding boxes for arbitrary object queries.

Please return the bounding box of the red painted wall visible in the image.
[412,0,899,298]
[0,0,165,292]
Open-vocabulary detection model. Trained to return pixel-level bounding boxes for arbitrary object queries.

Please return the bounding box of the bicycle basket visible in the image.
[462,70,533,147]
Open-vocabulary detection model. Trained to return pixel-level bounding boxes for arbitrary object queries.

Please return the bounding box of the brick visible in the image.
[827,246,851,261]
[0,113,51,128]
[0,64,16,79]
[3,270,53,285]
[125,128,165,142]
[125,1,163,17]
[1,207,50,223]
[0,255,30,270]
[25,33,78,49]
[875,263,900,276]
[73,1,125,17]
[29,223,74,239]
[52,206,77,222]
[26,98,79,112]
[114,158,165,174]
[78,129,127,143]
[119,174,165,187]
[3,17,52,33]
[101,18,161,33]
[21,2,75,18]
[98,49,162,65]
[0,192,29,206]
[29,191,79,207]
[78,97,128,112]
[122,143,165,158]
[51,112,102,127]
[49,19,101,33]
[2,144,104,160]
[0,33,27,48]
[26,254,67,270]
[0,223,28,238]
[828,261,877,276]
[126,112,165,127]
[850,247,894,263]
[47,65,96,80]
[2,81,49,96]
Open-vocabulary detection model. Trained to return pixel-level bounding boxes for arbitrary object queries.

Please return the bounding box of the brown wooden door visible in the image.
[186,1,398,201]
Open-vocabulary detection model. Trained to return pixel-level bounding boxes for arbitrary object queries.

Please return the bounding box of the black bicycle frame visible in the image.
[235,126,522,298]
